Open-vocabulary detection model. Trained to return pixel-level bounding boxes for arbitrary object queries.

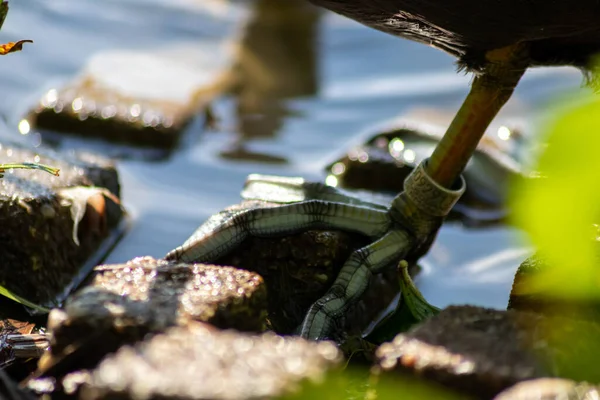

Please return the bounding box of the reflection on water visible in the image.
[0,0,589,312]
[220,0,320,163]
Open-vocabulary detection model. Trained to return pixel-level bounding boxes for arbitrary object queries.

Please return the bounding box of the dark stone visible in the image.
[493,378,600,400]
[508,251,600,321]
[37,257,268,384]
[325,112,527,224]
[78,325,342,400]
[24,49,230,149]
[0,141,123,309]
[0,140,120,197]
[375,305,600,399]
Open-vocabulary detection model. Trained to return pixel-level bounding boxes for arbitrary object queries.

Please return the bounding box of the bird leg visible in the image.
[428,44,529,187]
[390,43,530,322]
[166,43,530,341]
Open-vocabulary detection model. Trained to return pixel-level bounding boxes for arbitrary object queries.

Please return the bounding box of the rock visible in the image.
[0,140,120,197]
[375,305,600,399]
[0,141,123,310]
[185,199,404,340]
[493,378,600,400]
[325,109,529,224]
[78,324,342,400]
[38,257,267,380]
[508,252,600,321]
[24,45,235,150]
[495,378,600,400]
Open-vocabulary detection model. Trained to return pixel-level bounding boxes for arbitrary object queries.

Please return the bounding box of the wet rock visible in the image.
[197,200,404,339]
[24,46,235,150]
[0,141,124,310]
[508,252,600,321]
[325,109,529,224]
[375,305,600,399]
[493,378,600,400]
[0,141,120,197]
[38,257,267,380]
[79,324,342,400]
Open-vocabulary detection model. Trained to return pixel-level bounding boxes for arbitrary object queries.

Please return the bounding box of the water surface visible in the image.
[0,0,589,311]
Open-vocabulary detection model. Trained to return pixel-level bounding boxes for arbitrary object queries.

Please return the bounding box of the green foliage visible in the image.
[0,1,8,31]
[280,367,465,400]
[509,77,600,381]
[510,96,600,301]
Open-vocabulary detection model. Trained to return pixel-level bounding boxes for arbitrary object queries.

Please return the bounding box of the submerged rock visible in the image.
[508,251,600,321]
[325,109,530,224]
[38,257,267,381]
[374,305,600,399]
[493,378,600,400]
[79,325,342,400]
[0,140,124,310]
[24,45,235,150]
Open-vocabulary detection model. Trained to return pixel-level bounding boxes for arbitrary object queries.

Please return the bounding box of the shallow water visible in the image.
[0,0,590,311]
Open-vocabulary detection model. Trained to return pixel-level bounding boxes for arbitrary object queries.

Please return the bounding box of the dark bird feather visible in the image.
[310,0,600,85]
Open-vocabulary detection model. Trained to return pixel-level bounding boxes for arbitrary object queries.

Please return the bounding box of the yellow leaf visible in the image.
[0,39,32,55]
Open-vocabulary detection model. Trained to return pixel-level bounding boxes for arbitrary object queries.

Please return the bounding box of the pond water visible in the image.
[0,0,589,312]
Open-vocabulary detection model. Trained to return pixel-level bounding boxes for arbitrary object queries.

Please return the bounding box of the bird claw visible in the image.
[166,158,465,340]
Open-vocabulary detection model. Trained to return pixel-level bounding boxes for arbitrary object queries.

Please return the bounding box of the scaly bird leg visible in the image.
[166,200,392,262]
[428,44,529,187]
[384,43,529,320]
[167,43,529,340]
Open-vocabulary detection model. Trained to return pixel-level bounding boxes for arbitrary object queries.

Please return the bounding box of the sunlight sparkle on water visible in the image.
[72,98,83,112]
[403,149,416,163]
[497,126,511,141]
[330,162,346,175]
[325,175,338,187]
[18,119,30,135]
[389,138,406,159]
[389,137,405,152]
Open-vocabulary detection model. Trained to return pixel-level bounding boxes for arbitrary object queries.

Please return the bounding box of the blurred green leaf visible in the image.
[365,297,419,345]
[0,1,8,31]
[510,97,600,301]
[279,367,465,400]
[508,74,600,382]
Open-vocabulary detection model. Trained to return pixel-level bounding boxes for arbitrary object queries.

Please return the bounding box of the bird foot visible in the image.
[166,158,465,340]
